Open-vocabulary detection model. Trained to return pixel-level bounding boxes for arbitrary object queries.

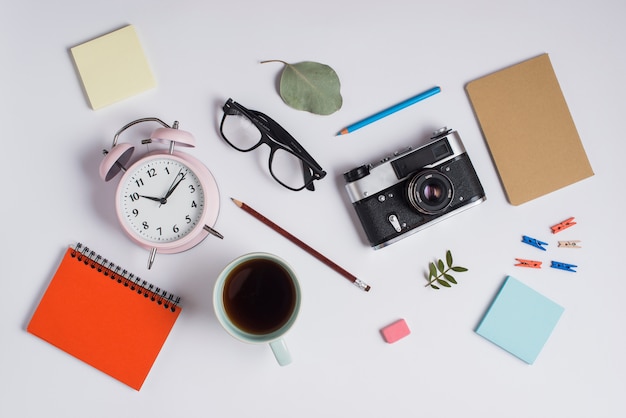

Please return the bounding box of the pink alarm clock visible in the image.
[99,117,222,269]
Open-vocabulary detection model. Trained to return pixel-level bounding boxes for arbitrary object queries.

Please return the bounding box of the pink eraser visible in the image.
[381,319,411,343]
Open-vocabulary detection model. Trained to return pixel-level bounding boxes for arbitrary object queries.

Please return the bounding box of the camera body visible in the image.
[343,128,486,249]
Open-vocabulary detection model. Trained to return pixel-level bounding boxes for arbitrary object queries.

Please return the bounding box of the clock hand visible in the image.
[140,195,163,202]
[161,168,183,197]
[163,172,186,199]
[157,169,186,207]
[140,195,167,204]
[161,169,184,199]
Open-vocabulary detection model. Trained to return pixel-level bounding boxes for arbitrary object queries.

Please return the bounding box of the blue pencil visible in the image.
[337,86,441,135]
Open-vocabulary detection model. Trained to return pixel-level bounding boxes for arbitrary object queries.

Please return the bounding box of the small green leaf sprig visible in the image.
[425,250,468,289]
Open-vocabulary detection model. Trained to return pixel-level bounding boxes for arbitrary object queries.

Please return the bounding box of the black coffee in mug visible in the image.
[223,258,297,335]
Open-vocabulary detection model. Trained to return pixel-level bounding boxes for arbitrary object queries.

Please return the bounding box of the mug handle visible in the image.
[269,338,292,366]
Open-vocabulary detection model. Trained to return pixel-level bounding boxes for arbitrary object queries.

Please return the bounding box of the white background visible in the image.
[2,1,625,417]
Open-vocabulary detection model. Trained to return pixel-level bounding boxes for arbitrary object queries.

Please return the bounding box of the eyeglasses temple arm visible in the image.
[252,110,326,175]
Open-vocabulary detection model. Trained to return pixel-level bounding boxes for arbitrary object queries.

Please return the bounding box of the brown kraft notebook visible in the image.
[466,54,594,205]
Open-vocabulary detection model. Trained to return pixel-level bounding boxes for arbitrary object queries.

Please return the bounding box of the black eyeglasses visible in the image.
[219,98,327,191]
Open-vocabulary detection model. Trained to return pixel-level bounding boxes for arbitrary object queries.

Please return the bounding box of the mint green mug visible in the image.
[213,253,301,366]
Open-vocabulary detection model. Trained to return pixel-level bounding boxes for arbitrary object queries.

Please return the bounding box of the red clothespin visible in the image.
[515,258,543,268]
[551,217,576,234]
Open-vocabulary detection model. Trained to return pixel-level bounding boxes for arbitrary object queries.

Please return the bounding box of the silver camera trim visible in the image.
[345,129,467,203]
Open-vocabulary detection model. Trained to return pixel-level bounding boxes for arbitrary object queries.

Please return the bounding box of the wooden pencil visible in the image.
[231,198,371,292]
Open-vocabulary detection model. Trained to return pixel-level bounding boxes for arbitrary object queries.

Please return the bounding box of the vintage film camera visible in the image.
[343,128,486,249]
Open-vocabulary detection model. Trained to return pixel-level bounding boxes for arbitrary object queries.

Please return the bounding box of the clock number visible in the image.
[164,167,170,175]
[130,192,140,202]
[185,215,192,224]
[142,221,149,230]
[156,225,180,235]
[189,184,196,193]
[132,209,139,217]
[135,178,144,187]
[147,168,157,178]
[191,201,197,208]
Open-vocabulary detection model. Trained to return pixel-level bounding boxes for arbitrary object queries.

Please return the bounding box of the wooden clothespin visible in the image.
[550,261,577,272]
[558,240,582,249]
[551,217,576,234]
[515,258,543,268]
[522,235,549,251]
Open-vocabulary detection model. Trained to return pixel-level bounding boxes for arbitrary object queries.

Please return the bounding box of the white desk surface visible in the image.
[2,1,625,417]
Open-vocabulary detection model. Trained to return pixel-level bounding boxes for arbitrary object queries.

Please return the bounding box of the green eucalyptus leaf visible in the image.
[261,60,343,115]
[451,266,468,272]
[437,259,445,273]
[446,250,453,267]
[444,274,457,284]
[431,284,440,290]
[437,279,451,288]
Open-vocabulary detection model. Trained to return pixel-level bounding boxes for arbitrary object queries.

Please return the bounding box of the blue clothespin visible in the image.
[550,261,577,272]
[522,235,549,251]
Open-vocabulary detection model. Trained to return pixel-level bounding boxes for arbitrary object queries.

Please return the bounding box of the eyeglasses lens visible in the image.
[221,112,262,151]
[270,148,310,190]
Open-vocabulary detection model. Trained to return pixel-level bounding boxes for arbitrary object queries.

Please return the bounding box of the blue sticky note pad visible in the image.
[476,276,564,364]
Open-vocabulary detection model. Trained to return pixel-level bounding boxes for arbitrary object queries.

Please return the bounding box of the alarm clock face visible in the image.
[118,155,207,246]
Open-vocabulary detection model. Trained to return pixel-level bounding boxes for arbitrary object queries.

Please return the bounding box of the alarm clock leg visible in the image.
[203,225,224,239]
[147,247,157,269]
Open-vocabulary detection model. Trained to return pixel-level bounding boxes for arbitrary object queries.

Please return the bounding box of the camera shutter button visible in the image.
[388,214,402,232]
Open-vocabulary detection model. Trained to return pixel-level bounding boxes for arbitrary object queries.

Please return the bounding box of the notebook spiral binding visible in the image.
[72,243,181,312]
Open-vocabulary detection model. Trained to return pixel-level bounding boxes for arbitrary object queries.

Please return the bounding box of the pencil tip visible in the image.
[230,197,242,207]
[336,128,349,136]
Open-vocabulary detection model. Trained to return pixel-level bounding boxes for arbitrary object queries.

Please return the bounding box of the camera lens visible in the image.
[407,170,453,214]
[423,183,444,202]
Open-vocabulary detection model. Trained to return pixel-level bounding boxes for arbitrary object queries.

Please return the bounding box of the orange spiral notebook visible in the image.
[27,243,182,390]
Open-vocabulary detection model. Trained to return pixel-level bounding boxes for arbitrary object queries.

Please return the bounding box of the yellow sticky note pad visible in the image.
[71,25,156,110]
